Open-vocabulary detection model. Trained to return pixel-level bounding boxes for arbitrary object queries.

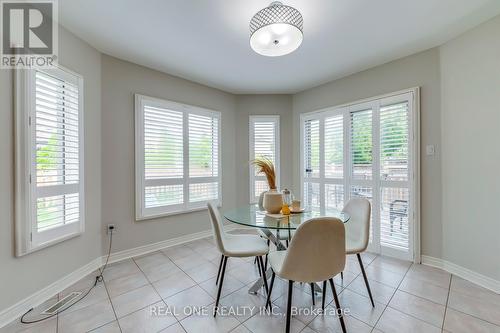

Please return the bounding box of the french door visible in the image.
[301,90,419,261]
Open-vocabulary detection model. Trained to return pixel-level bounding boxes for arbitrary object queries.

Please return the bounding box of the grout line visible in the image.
[102,278,123,333]
[440,274,452,332]
[371,260,413,330]
[133,246,252,325]
[394,288,447,307]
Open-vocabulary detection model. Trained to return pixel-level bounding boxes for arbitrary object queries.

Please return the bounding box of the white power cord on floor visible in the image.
[20,229,114,324]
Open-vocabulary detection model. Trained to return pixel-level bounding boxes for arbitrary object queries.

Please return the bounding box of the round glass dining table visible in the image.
[223,204,350,294]
[224,204,350,230]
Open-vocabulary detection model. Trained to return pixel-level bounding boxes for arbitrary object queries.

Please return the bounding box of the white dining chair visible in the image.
[342,198,374,307]
[265,217,347,333]
[207,203,270,317]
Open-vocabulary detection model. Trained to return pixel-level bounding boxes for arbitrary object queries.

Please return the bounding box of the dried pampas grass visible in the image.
[251,157,277,190]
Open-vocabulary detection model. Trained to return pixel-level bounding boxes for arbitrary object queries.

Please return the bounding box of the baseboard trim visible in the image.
[0,257,102,329]
[0,225,244,328]
[421,255,500,294]
[104,226,239,264]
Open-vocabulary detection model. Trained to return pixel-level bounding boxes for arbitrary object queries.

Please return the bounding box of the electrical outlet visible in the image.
[106,224,116,234]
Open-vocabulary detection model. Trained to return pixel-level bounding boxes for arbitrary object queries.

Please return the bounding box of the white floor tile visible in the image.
[375,307,441,333]
[388,290,445,328]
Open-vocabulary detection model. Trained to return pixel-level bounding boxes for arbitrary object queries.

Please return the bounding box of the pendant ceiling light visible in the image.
[250,1,303,57]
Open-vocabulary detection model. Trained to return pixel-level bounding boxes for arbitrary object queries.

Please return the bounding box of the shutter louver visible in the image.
[249,117,279,202]
[303,118,320,208]
[380,102,409,181]
[253,121,276,164]
[350,110,372,180]
[35,71,81,232]
[143,105,184,209]
[189,113,219,203]
[379,101,410,251]
[304,119,319,179]
[189,114,218,178]
[324,115,343,178]
[144,106,183,180]
[380,187,409,250]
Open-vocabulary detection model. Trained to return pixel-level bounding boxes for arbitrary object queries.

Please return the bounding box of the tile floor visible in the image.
[2,234,500,333]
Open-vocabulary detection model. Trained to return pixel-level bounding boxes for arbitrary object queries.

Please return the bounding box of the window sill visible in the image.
[136,204,222,221]
[18,230,83,257]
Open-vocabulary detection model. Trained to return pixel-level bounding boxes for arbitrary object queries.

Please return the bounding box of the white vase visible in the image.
[263,189,283,214]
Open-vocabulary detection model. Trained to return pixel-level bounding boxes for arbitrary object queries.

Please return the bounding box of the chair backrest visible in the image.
[207,202,226,254]
[342,198,371,251]
[279,218,345,283]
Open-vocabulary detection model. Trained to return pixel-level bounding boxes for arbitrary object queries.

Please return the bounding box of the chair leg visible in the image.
[258,256,269,297]
[321,280,327,310]
[215,254,224,285]
[214,256,228,317]
[257,256,262,277]
[265,271,276,310]
[357,253,375,307]
[310,283,316,305]
[264,240,270,270]
[340,271,344,280]
[329,278,347,333]
[286,281,294,333]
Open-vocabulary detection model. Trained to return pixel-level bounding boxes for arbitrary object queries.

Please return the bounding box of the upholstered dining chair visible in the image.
[342,198,374,307]
[207,203,270,317]
[265,217,347,333]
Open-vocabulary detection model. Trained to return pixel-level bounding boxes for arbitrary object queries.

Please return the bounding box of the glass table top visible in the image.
[224,205,350,230]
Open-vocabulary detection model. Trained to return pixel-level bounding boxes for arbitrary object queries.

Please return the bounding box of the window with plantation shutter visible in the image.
[379,101,410,251]
[249,116,280,203]
[15,67,84,255]
[136,95,221,219]
[303,118,320,208]
[300,90,419,261]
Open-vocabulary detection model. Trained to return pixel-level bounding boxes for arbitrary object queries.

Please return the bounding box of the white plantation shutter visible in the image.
[303,118,320,208]
[301,90,418,261]
[136,95,221,218]
[189,113,219,204]
[15,67,85,254]
[379,101,410,251]
[324,115,343,179]
[304,119,320,179]
[350,109,373,181]
[380,102,409,181]
[249,116,280,203]
[144,106,183,180]
[324,115,344,210]
[143,105,184,211]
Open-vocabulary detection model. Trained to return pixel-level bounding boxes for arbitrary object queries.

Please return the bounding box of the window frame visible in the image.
[15,66,85,256]
[135,94,222,220]
[299,88,420,262]
[248,115,280,203]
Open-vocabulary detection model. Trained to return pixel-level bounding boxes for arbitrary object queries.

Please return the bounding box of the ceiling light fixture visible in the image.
[250,1,303,57]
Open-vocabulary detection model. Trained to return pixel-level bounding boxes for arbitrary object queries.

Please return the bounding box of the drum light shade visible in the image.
[250,2,303,57]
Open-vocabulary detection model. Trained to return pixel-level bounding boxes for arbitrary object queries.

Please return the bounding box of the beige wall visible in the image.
[0,27,102,311]
[234,95,293,205]
[440,16,500,280]
[292,49,443,259]
[101,55,237,253]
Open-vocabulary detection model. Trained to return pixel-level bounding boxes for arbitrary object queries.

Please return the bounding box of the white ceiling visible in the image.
[59,0,500,94]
